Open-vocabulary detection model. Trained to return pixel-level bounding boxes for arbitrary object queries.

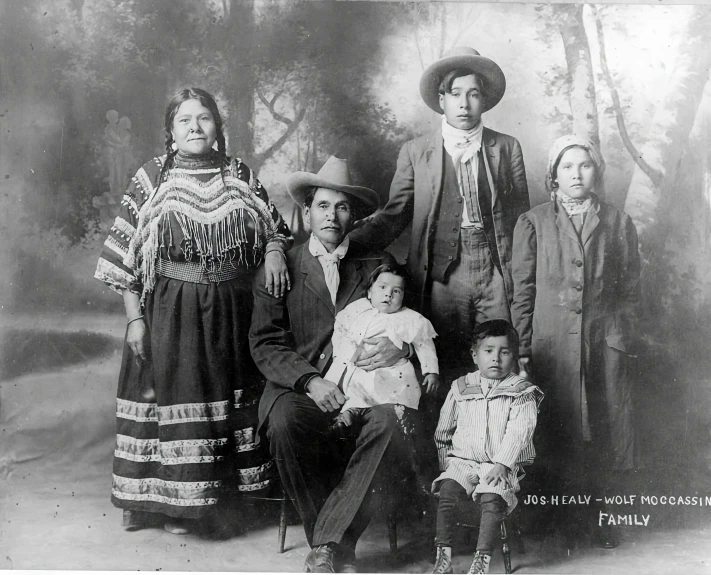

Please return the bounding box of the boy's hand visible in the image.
[423,373,441,395]
[482,463,511,489]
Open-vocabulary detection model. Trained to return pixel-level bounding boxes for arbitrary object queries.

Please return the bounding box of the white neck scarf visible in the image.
[309,234,350,306]
[441,116,484,166]
[555,190,594,216]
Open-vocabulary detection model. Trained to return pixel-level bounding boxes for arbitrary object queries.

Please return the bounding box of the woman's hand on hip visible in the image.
[126,320,148,363]
[264,250,291,298]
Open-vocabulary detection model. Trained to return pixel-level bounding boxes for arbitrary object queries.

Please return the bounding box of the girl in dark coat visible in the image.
[511,135,640,548]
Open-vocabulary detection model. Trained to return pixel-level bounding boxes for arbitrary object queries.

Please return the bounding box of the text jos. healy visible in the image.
[523,494,711,506]
[522,495,593,505]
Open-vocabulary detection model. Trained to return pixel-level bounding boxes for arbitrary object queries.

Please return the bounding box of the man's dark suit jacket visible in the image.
[349,126,529,305]
[249,240,394,429]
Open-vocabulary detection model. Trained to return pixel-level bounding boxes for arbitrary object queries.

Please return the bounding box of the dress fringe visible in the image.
[174,210,261,272]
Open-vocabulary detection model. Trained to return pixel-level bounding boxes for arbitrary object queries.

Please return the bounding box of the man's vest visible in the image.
[430,151,501,283]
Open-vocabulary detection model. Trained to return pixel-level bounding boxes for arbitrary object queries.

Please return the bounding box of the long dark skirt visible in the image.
[111,273,273,519]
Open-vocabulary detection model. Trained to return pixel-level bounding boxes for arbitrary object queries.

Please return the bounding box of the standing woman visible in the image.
[510,135,640,547]
[95,88,292,535]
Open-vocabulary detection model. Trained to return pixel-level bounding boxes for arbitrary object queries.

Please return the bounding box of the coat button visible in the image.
[457,197,462,203]
[454,213,460,217]
[575,308,582,314]
[453,227,458,232]
[575,285,583,291]
[448,256,454,260]
[575,260,583,267]
[449,241,456,247]
[319,353,325,359]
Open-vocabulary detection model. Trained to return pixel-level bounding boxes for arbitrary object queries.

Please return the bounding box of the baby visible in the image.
[321,263,440,436]
[431,320,542,574]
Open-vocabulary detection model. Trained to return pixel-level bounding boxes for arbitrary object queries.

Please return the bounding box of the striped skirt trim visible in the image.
[112,474,221,507]
[114,434,230,465]
[116,398,231,426]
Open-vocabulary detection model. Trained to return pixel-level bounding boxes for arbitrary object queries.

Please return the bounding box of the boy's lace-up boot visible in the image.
[467,551,491,574]
[431,546,453,574]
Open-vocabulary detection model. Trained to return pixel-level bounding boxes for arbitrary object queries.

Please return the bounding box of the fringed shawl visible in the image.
[121,152,291,304]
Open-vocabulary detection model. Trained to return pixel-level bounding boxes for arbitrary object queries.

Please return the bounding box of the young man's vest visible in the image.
[430,151,501,283]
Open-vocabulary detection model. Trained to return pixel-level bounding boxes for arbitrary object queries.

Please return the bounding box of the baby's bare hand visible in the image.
[424,373,441,395]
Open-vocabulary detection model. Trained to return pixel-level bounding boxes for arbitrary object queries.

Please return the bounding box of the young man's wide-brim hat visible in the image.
[287,156,380,217]
[419,46,506,114]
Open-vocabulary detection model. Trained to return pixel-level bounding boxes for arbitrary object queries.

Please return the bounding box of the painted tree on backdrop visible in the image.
[304,1,411,191]
[13,0,408,243]
[555,4,600,149]
[13,0,209,238]
[534,4,601,151]
[160,0,410,206]
[407,2,480,70]
[12,1,293,232]
[192,0,308,171]
[255,1,412,239]
[588,5,711,480]
[531,2,711,323]
[593,6,711,319]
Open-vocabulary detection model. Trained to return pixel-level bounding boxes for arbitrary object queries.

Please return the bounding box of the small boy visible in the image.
[431,320,542,574]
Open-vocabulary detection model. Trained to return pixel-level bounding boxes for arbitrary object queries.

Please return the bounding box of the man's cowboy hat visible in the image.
[287,156,380,217]
[419,46,506,114]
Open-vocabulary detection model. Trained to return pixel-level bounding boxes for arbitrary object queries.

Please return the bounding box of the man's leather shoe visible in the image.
[304,544,336,573]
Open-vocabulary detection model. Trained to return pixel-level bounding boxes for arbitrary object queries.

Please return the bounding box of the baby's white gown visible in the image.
[323,298,439,410]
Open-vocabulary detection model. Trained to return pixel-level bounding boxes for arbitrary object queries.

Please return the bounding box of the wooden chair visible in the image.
[240,481,289,553]
[272,484,289,553]
[276,488,398,554]
[461,509,525,574]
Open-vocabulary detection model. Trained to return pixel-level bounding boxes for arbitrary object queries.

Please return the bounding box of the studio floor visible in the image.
[2,312,711,573]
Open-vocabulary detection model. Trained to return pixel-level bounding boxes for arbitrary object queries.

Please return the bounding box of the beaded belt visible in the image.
[156,259,244,284]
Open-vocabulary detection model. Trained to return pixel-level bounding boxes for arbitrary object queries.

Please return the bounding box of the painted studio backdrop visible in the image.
[2,0,711,572]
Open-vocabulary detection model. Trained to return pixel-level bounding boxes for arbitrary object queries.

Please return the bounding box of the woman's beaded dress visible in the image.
[95,151,292,518]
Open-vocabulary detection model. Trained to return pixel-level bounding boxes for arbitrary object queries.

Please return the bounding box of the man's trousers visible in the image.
[265,393,413,549]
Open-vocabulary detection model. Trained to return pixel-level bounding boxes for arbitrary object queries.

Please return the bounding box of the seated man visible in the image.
[249,156,411,573]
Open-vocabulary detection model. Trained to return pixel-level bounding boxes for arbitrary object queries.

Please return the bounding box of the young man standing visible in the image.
[349,46,530,381]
